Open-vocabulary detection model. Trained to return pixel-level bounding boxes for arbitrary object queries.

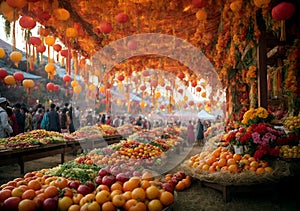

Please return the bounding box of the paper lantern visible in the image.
[140,101,147,108]
[150,80,158,87]
[0,48,5,58]
[4,75,16,85]
[177,72,185,80]
[60,49,71,57]
[45,63,56,73]
[29,36,42,46]
[178,88,183,94]
[66,27,78,38]
[188,100,194,106]
[166,85,172,91]
[196,86,202,92]
[99,22,112,34]
[22,79,34,94]
[99,86,105,93]
[71,80,78,88]
[53,84,60,91]
[192,0,206,8]
[53,44,62,52]
[44,36,55,46]
[272,2,295,21]
[142,70,150,77]
[196,9,207,21]
[36,45,46,53]
[183,95,188,101]
[117,74,125,81]
[0,68,8,79]
[73,85,82,94]
[38,27,50,36]
[154,92,161,99]
[201,92,207,98]
[254,0,270,8]
[46,82,55,91]
[6,0,27,9]
[140,85,146,91]
[19,16,36,29]
[9,51,23,67]
[39,12,51,21]
[116,12,129,23]
[127,40,137,50]
[230,1,242,12]
[54,8,70,21]
[13,72,24,81]
[159,105,165,110]
[191,81,197,87]
[63,75,72,83]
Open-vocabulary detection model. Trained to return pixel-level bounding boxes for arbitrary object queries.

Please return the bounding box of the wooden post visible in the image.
[257,11,268,109]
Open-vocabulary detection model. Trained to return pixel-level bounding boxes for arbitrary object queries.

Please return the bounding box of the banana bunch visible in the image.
[280,145,300,159]
[284,114,300,132]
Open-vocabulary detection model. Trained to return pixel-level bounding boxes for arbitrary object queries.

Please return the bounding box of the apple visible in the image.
[95,176,102,185]
[174,171,186,180]
[85,181,95,192]
[116,173,129,183]
[3,197,21,211]
[68,181,80,190]
[110,166,122,176]
[170,177,179,186]
[98,167,109,177]
[132,171,142,177]
[77,185,92,195]
[162,182,175,193]
[43,197,58,211]
[102,175,116,187]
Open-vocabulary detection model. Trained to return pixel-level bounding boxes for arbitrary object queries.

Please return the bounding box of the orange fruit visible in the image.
[44,185,59,198]
[95,190,111,204]
[102,201,116,211]
[217,158,227,167]
[110,182,123,192]
[112,194,125,207]
[27,180,42,191]
[175,181,186,191]
[122,191,132,200]
[146,185,161,200]
[132,187,146,201]
[227,158,236,166]
[264,166,273,173]
[22,189,36,200]
[250,161,259,168]
[68,204,80,211]
[256,167,266,175]
[140,180,151,190]
[148,199,163,211]
[233,154,242,161]
[228,164,238,173]
[18,199,36,211]
[159,191,174,206]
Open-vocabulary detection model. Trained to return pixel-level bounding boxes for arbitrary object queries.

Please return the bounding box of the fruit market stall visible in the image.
[178,107,300,202]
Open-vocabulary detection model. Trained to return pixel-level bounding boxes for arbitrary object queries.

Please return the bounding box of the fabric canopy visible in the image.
[197,110,216,120]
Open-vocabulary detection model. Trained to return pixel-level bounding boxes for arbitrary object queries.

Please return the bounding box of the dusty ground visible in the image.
[0,145,299,211]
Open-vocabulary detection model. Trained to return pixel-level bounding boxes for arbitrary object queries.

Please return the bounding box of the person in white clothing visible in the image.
[0,97,13,138]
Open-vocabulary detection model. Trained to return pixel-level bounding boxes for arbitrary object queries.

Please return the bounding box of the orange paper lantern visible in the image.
[6,0,27,9]
[4,75,16,85]
[196,9,207,21]
[9,51,23,67]
[0,48,5,58]
[54,8,70,21]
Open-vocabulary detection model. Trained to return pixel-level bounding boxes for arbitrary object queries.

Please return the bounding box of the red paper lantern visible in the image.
[166,85,172,91]
[60,49,71,58]
[140,85,146,91]
[127,40,137,50]
[53,44,62,52]
[36,45,46,53]
[46,82,55,91]
[6,0,27,8]
[178,88,183,94]
[13,72,24,81]
[27,0,41,2]
[29,36,41,46]
[177,72,185,80]
[99,22,112,34]
[19,16,36,29]
[0,68,8,79]
[272,2,295,21]
[191,81,197,87]
[38,12,51,21]
[53,84,60,91]
[196,86,202,92]
[116,12,129,23]
[63,75,72,83]
[188,100,194,106]
[142,70,150,77]
[38,28,50,36]
[159,105,165,110]
[192,0,206,8]
[150,80,158,87]
[117,74,125,81]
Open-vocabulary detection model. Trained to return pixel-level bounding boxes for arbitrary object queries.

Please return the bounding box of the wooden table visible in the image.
[0,143,67,175]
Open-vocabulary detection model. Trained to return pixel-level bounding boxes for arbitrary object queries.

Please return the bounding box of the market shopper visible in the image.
[196,119,204,146]
[6,106,18,136]
[32,108,43,130]
[73,106,80,129]
[47,103,61,133]
[187,120,195,146]
[13,103,25,134]
[0,97,13,138]
[60,108,70,133]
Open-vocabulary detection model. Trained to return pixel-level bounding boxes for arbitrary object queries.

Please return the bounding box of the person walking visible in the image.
[47,103,61,132]
[196,119,204,146]
[6,106,18,136]
[0,98,13,138]
[13,103,25,134]
[187,120,195,146]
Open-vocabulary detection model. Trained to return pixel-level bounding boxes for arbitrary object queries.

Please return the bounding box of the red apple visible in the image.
[162,182,175,193]
[174,171,186,180]
[77,185,91,195]
[95,176,102,185]
[85,181,95,192]
[102,175,116,187]
[116,173,129,183]
[68,181,80,190]
[98,168,109,177]
[3,197,21,211]
[43,197,58,211]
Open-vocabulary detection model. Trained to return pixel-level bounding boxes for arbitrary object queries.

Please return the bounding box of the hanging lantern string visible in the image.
[280,20,286,41]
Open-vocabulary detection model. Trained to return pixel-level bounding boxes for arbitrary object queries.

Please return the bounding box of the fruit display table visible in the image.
[0,143,67,174]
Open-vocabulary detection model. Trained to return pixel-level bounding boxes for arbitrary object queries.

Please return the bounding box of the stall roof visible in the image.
[0,60,42,79]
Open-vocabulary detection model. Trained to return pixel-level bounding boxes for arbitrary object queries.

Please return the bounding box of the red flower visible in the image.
[239,132,251,143]
[253,149,267,160]
[269,147,280,157]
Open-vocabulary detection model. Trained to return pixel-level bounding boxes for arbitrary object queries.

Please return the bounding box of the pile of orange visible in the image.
[187,147,273,174]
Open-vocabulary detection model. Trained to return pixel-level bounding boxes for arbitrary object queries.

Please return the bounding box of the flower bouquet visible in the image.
[241,107,274,126]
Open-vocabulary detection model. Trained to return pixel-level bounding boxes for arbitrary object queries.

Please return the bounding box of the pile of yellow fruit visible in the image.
[284,114,300,132]
[280,145,300,159]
